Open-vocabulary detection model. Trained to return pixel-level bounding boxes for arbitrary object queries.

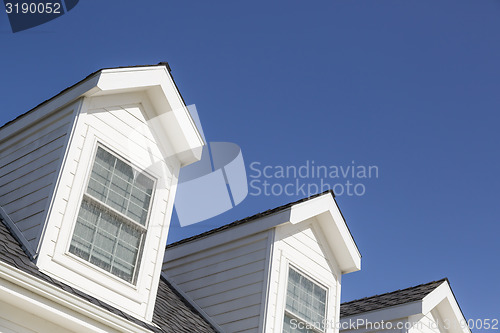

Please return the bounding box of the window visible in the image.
[283,267,327,333]
[69,146,155,284]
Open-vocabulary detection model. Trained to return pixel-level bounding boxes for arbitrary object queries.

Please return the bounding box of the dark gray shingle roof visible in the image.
[340,279,448,317]
[0,218,216,333]
[167,190,337,249]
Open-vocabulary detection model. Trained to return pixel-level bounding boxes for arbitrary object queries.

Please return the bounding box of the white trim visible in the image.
[285,264,329,332]
[0,260,153,333]
[36,98,85,254]
[258,228,276,333]
[37,105,177,321]
[0,65,204,166]
[290,195,361,273]
[274,257,337,333]
[422,281,471,333]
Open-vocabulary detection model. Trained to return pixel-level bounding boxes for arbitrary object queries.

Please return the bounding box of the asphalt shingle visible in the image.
[340,279,448,317]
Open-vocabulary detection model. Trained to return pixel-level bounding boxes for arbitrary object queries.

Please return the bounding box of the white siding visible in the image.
[163,230,273,333]
[266,220,340,333]
[0,103,78,250]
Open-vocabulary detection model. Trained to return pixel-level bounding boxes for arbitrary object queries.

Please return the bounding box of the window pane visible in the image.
[285,268,327,331]
[69,199,144,283]
[283,313,319,333]
[87,147,154,225]
[70,146,154,284]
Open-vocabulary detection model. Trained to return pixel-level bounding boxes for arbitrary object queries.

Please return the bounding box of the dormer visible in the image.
[163,191,361,332]
[0,64,204,322]
[339,279,470,333]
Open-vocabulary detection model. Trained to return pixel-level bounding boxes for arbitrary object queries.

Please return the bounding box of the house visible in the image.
[0,64,469,333]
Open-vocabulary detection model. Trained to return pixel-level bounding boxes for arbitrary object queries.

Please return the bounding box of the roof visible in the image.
[167,190,336,249]
[0,62,184,130]
[0,217,216,333]
[340,278,448,317]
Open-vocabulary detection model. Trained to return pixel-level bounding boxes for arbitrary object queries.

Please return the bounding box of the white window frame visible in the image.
[67,143,156,285]
[36,99,178,320]
[48,127,166,301]
[282,265,329,333]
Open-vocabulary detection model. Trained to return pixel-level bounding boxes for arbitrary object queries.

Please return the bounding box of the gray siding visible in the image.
[0,104,77,250]
[163,231,272,333]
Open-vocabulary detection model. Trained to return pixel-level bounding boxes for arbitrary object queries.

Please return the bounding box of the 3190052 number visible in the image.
[5,2,61,14]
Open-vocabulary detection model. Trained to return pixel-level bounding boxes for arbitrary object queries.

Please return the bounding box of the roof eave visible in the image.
[290,194,361,274]
[165,192,361,274]
[340,300,424,326]
[0,65,204,166]
[422,281,471,333]
[0,260,153,333]
[92,66,204,166]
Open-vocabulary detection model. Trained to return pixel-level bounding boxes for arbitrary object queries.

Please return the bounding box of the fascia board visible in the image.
[1,65,204,166]
[164,209,291,262]
[94,67,204,166]
[290,195,361,273]
[422,282,471,333]
[340,301,423,330]
[0,261,152,333]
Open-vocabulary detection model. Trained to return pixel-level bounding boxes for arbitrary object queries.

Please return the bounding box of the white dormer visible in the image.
[0,64,204,322]
[163,191,361,333]
[339,279,470,333]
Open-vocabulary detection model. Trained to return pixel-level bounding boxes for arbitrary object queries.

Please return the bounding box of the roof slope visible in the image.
[0,218,216,333]
[340,279,448,317]
[0,62,184,130]
[167,190,336,249]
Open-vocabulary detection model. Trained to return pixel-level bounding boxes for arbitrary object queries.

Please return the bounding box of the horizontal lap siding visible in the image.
[164,231,272,333]
[0,105,76,249]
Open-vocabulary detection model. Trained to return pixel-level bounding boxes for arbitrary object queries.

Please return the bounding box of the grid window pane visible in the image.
[69,199,143,283]
[69,146,154,284]
[87,147,154,225]
[283,313,320,333]
[284,268,327,332]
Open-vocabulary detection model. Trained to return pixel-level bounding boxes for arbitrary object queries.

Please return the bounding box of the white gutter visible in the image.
[0,260,154,333]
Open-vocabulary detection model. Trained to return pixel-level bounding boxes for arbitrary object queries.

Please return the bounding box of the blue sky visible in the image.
[1,0,499,329]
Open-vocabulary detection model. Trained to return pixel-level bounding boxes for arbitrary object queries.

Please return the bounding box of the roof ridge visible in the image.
[166,189,335,249]
[341,278,448,306]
